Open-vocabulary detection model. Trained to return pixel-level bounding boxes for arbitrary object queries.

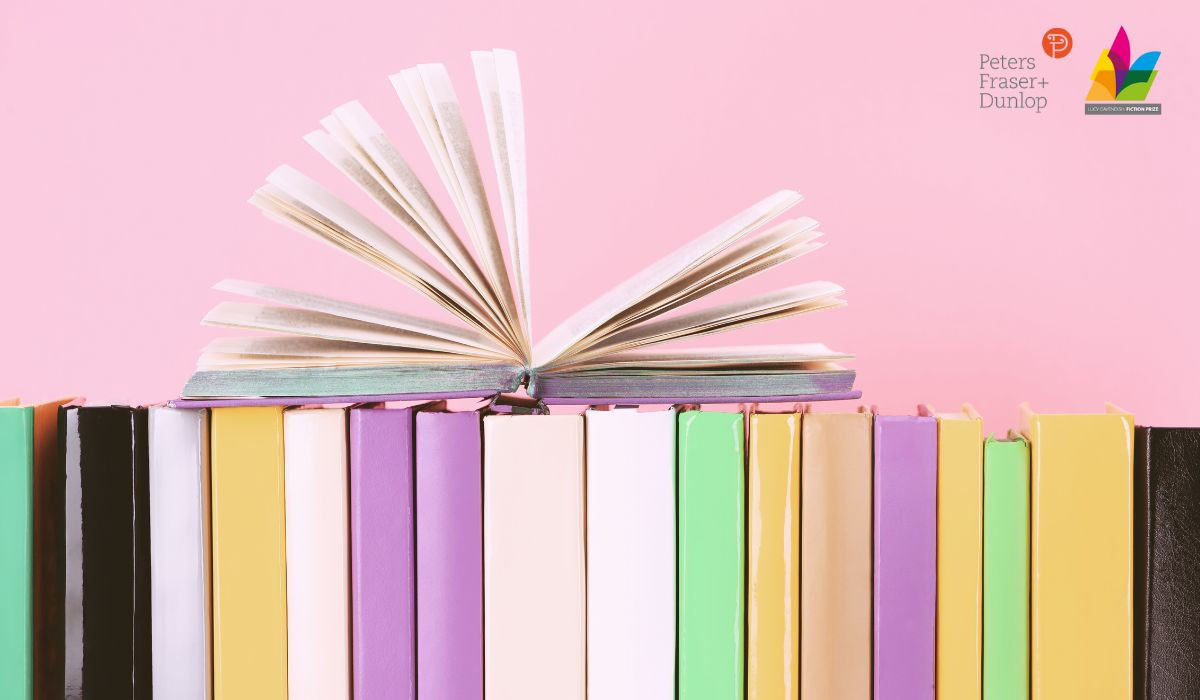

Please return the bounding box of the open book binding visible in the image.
[181,49,856,402]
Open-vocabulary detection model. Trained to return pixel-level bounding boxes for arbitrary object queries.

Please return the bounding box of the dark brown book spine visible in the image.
[46,406,152,699]
[1134,426,1200,700]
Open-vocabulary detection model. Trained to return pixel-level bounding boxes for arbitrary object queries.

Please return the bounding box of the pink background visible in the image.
[2,0,1196,431]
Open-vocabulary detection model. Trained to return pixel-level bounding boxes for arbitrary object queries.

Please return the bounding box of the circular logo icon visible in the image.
[1042,28,1073,58]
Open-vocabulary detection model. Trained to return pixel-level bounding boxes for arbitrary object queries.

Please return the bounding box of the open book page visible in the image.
[202,302,514,359]
[544,343,850,372]
[552,282,846,364]
[251,168,517,350]
[198,337,505,370]
[213,280,507,354]
[303,112,510,339]
[571,217,826,347]
[472,49,532,350]
[391,65,526,358]
[531,190,804,366]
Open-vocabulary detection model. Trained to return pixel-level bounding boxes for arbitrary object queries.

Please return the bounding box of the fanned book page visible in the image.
[181,49,856,402]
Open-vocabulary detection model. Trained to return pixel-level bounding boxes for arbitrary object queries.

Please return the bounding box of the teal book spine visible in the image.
[0,406,34,699]
[678,410,745,700]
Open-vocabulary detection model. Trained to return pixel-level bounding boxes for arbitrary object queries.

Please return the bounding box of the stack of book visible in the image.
[2,50,1197,700]
[1,399,1198,699]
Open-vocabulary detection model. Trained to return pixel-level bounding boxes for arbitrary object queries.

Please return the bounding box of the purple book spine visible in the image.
[349,408,416,699]
[874,415,938,700]
[415,411,484,700]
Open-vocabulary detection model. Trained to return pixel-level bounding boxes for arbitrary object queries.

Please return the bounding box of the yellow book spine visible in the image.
[935,413,983,699]
[211,407,288,700]
[748,413,800,700]
[1025,407,1133,700]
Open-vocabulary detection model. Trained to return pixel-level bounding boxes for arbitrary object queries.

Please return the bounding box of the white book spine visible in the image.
[585,408,677,699]
[284,408,351,700]
[148,407,212,700]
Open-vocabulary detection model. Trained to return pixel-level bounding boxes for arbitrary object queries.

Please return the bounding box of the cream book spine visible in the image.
[148,408,212,700]
[284,408,352,700]
[585,407,676,700]
[800,411,872,699]
[484,414,585,700]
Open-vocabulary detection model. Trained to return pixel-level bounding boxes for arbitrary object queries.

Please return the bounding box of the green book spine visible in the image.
[0,407,34,700]
[983,436,1030,700]
[678,410,745,700]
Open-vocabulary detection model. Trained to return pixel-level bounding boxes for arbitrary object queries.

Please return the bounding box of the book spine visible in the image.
[584,408,676,699]
[59,406,152,698]
[1134,426,1152,700]
[747,412,800,700]
[873,415,937,700]
[415,410,482,700]
[800,412,872,699]
[983,437,1030,700]
[936,416,984,700]
[1028,412,1133,699]
[678,410,745,700]
[285,408,351,700]
[1134,427,1200,699]
[32,401,65,700]
[350,407,416,699]
[483,415,585,699]
[0,406,33,700]
[211,406,288,699]
[148,407,212,699]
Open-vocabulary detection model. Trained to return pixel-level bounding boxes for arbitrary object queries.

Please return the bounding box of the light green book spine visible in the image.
[983,436,1030,700]
[0,407,34,700]
[678,410,745,700]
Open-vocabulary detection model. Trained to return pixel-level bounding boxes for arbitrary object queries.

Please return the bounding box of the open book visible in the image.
[181,50,856,403]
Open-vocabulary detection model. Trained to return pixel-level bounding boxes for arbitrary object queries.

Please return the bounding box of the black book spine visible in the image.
[1134,426,1200,700]
[52,406,152,699]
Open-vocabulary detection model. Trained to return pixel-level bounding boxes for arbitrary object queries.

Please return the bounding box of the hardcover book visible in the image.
[415,406,483,700]
[29,398,73,700]
[932,405,983,700]
[483,414,585,699]
[148,407,212,700]
[0,400,33,700]
[1021,403,1134,700]
[180,50,856,403]
[677,409,745,700]
[585,407,676,700]
[351,406,417,699]
[55,406,152,699]
[284,407,352,700]
[210,406,289,700]
[1134,426,1200,700]
[747,410,800,700]
[983,434,1030,700]
[873,411,937,700]
[800,410,872,700]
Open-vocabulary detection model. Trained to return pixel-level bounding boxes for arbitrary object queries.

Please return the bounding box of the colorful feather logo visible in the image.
[1087,26,1161,101]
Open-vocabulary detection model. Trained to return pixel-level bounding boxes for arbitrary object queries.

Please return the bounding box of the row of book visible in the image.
[1,398,1197,699]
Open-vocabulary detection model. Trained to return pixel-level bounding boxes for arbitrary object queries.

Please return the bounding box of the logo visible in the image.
[1085,26,1161,114]
[1042,28,1072,58]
